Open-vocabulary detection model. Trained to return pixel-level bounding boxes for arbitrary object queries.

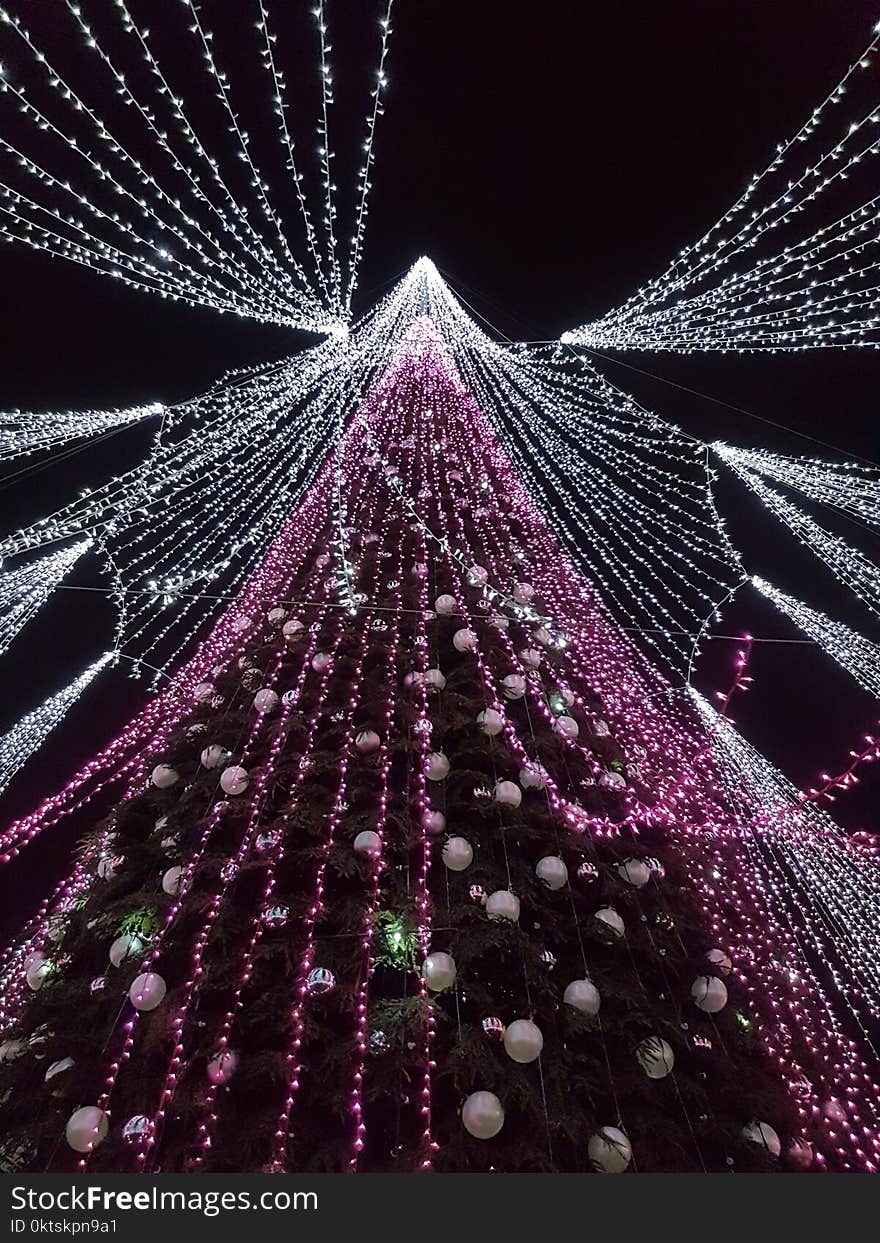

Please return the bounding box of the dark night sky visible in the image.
[1,0,880,930]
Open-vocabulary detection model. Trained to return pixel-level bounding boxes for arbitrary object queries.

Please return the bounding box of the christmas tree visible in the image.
[0,316,876,1174]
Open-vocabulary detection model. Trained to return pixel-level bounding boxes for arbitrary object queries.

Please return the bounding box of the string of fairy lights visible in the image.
[562,23,880,352]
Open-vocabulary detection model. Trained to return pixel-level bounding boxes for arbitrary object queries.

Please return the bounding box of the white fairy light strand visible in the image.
[0,402,162,466]
[715,442,880,527]
[0,539,92,658]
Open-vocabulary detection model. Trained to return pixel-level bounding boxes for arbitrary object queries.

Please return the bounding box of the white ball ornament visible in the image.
[462,1091,504,1139]
[26,957,52,991]
[45,1056,75,1082]
[501,673,526,699]
[424,668,447,692]
[691,975,728,1014]
[422,951,457,992]
[253,688,279,714]
[706,948,732,976]
[423,809,446,835]
[355,730,381,754]
[129,972,167,1012]
[282,618,304,641]
[162,866,183,895]
[503,1018,543,1064]
[426,752,450,781]
[563,978,601,1016]
[519,647,542,669]
[599,771,626,791]
[193,681,215,704]
[536,856,568,890]
[741,1120,781,1158]
[595,907,625,939]
[476,708,504,736]
[519,762,548,791]
[486,890,520,922]
[207,1050,239,1085]
[453,628,477,652]
[231,614,252,634]
[434,594,456,615]
[65,1106,109,1153]
[634,1036,675,1079]
[617,858,651,888]
[553,715,579,741]
[513,582,534,603]
[442,836,474,872]
[494,779,522,807]
[200,744,228,770]
[354,831,382,859]
[534,626,553,646]
[267,607,288,626]
[109,933,143,968]
[468,564,488,586]
[151,764,179,790]
[220,765,249,796]
[588,1126,632,1173]
[311,652,331,673]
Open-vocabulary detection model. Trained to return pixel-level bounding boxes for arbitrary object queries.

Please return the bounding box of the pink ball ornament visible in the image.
[513,582,534,604]
[355,730,381,754]
[193,681,215,704]
[282,618,304,641]
[434,594,457,616]
[311,652,331,673]
[151,764,179,790]
[494,779,522,808]
[426,752,450,782]
[553,715,579,741]
[129,972,167,1012]
[476,708,504,736]
[253,688,279,714]
[353,831,382,858]
[462,1091,504,1139]
[423,809,446,835]
[231,614,252,634]
[200,744,228,770]
[220,765,249,796]
[691,975,728,1013]
[442,836,474,871]
[599,771,627,791]
[468,564,488,586]
[452,628,477,652]
[65,1106,109,1154]
[501,673,526,699]
[207,1049,239,1086]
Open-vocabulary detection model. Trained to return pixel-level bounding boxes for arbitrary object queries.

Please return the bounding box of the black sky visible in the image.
[1,0,880,929]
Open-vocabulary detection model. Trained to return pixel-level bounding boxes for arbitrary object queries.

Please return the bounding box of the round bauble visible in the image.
[122,1115,151,1143]
[706,948,732,975]
[424,668,447,692]
[691,975,728,1013]
[468,565,488,587]
[786,1138,813,1170]
[162,865,183,895]
[534,626,553,647]
[65,1106,109,1154]
[476,708,504,737]
[230,614,252,634]
[536,855,568,890]
[150,764,179,790]
[307,967,335,995]
[741,1120,781,1158]
[588,1126,632,1174]
[26,958,52,991]
[518,647,542,670]
[553,715,579,741]
[462,1090,504,1139]
[442,836,474,872]
[355,730,381,754]
[207,1049,238,1086]
[220,765,249,796]
[423,809,446,835]
[563,978,601,1016]
[109,933,143,968]
[501,673,526,699]
[353,830,382,858]
[200,744,228,770]
[282,618,304,642]
[634,1035,675,1079]
[315,553,331,569]
[494,779,522,807]
[253,688,279,714]
[422,951,457,992]
[513,582,535,604]
[503,1018,543,1064]
[617,858,651,888]
[311,652,331,673]
[267,606,288,625]
[599,771,626,791]
[426,751,450,781]
[594,906,625,939]
[129,972,167,1012]
[45,1056,75,1082]
[193,681,215,704]
[452,628,477,653]
[434,594,457,615]
[486,890,520,922]
[519,763,547,790]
